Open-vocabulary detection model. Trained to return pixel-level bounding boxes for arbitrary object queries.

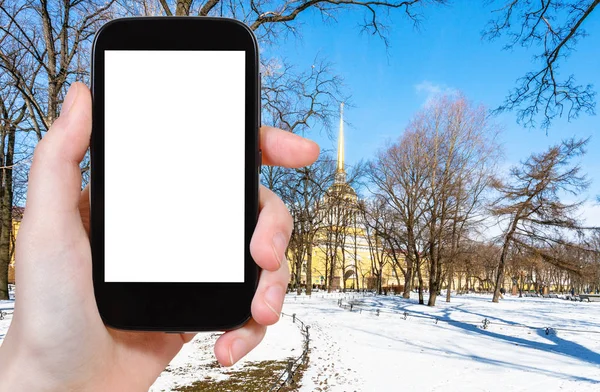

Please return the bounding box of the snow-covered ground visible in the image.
[0,299,14,344]
[285,292,600,391]
[2,293,600,391]
[0,299,304,391]
[150,314,304,391]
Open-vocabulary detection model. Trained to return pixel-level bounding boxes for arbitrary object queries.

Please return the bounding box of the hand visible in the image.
[0,82,319,391]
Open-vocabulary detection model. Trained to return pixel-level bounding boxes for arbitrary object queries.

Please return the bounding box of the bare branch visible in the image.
[485,0,599,129]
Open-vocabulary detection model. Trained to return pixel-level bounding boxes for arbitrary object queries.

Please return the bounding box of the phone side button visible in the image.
[258,149,262,175]
[258,72,262,127]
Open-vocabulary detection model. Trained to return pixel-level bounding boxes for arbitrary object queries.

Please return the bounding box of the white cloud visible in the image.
[577,200,600,228]
[415,80,443,95]
[414,80,458,106]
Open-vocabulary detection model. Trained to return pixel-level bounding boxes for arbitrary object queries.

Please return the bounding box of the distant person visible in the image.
[571,287,575,296]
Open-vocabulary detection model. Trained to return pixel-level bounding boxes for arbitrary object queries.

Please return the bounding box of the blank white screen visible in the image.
[104,50,245,282]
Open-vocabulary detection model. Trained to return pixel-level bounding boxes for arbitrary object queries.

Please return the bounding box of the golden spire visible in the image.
[335,102,346,184]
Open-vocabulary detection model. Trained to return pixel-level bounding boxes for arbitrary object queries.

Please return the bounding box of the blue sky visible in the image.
[265,1,600,214]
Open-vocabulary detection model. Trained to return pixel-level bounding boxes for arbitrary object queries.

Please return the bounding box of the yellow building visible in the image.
[7,206,23,284]
[291,104,399,292]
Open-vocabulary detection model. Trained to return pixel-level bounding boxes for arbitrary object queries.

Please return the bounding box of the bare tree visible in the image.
[420,96,499,306]
[130,0,448,37]
[260,59,343,197]
[0,0,116,137]
[370,94,499,306]
[281,156,335,294]
[361,197,392,295]
[317,162,363,292]
[484,0,599,129]
[490,137,595,302]
[0,79,26,300]
[0,1,117,292]
[369,119,432,299]
[0,0,449,291]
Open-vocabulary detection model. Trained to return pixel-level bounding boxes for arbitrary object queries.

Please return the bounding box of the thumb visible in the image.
[25,82,92,223]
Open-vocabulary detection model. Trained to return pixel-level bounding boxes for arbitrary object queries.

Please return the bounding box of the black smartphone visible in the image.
[90,17,261,331]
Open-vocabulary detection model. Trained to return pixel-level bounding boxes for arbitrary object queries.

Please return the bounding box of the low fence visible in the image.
[0,308,13,320]
[268,312,311,392]
[336,298,600,336]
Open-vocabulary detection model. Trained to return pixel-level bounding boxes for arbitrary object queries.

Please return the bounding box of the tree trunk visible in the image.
[295,257,302,295]
[428,283,438,306]
[519,277,523,297]
[492,250,508,302]
[306,241,313,295]
[445,266,453,302]
[493,209,523,302]
[403,228,416,298]
[417,262,424,305]
[0,126,14,300]
[341,247,346,292]
[354,223,359,291]
[427,247,439,307]
[325,232,332,292]
[403,257,413,299]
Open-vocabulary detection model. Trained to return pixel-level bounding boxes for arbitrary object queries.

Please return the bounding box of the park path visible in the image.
[285,296,364,391]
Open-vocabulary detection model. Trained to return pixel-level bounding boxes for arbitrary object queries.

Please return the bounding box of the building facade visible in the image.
[291,104,398,291]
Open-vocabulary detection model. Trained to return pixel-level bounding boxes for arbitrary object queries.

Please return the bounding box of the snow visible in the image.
[0,300,14,344]
[2,293,600,391]
[284,292,600,391]
[1,298,304,391]
[149,315,304,391]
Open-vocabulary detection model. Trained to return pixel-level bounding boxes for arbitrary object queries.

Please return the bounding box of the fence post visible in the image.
[293,313,296,323]
[482,318,490,330]
[376,309,380,317]
[285,359,294,385]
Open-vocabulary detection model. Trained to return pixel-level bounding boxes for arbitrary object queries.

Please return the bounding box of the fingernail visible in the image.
[264,285,284,317]
[60,83,79,117]
[229,339,247,366]
[272,232,287,268]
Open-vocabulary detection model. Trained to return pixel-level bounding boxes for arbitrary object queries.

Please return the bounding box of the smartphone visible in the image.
[90,17,261,331]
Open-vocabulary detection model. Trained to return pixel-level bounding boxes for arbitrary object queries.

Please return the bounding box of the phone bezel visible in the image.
[90,17,260,331]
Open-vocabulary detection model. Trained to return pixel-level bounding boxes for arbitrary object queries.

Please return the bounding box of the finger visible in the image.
[251,259,290,326]
[260,126,319,168]
[214,319,266,366]
[79,184,90,236]
[24,82,91,228]
[179,333,197,344]
[250,186,292,272]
